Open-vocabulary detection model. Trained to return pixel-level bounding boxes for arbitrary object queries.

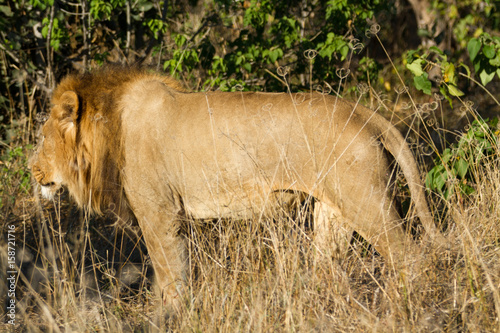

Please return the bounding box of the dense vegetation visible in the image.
[1,0,499,331]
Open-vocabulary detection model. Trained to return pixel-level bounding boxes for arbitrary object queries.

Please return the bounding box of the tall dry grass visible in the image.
[1,43,499,332]
[2,154,499,332]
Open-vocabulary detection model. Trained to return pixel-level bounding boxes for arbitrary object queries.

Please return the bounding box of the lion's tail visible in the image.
[378,119,446,246]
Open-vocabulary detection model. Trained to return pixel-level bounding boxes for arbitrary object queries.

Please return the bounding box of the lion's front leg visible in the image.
[124,181,188,312]
[140,216,186,307]
[138,214,187,311]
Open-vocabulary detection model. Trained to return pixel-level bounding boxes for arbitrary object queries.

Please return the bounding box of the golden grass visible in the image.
[1,48,499,332]
[1,139,499,331]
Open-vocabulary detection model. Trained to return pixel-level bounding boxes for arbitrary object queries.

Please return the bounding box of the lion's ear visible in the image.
[57,91,79,137]
[59,91,79,120]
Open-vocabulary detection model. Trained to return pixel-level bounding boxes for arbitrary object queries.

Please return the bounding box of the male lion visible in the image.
[31,66,443,310]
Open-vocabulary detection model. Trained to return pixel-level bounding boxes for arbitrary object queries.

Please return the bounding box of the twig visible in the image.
[81,0,88,68]
[125,0,131,59]
[0,41,21,63]
[264,68,287,87]
[46,4,56,89]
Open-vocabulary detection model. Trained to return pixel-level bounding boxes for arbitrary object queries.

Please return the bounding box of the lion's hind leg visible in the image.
[313,201,353,260]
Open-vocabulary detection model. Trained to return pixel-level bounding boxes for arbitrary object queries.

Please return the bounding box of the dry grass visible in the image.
[1,51,500,332]
[1,164,500,332]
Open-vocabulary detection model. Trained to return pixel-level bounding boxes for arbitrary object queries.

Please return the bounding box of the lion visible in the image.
[30,65,444,310]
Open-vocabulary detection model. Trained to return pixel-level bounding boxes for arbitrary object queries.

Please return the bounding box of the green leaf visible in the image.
[406,49,421,63]
[461,183,475,196]
[414,73,432,95]
[441,148,453,164]
[425,168,434,189]
[174,34,187,47]
[483,44,496,59]
[468,38,481,62]
[136,0,154,11]
[448,84,464,96]
[406,58,425,76]
[267,48,282,63]
[443,62,457,84]
[489,53,500,67]
[339,44,349,61]
[0,5,13,17]
[428,165,448,193]
[479,69,496,86]
[426,167,439,190]
[454,158,468,178]
[459,62,471,78]
[474,58,481,73]
[443,188,452,200]
[52,39,60,51]
[429,46,444,56]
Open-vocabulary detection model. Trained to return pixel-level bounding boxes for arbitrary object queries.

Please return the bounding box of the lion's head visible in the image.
[31,90,84,201]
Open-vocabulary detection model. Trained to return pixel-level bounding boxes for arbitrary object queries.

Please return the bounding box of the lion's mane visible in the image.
[49,65,183,221]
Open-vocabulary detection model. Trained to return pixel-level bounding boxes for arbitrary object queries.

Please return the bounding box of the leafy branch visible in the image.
[406,32,500,106]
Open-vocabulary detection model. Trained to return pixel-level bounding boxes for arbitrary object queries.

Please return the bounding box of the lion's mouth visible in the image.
[40,182,61,199]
